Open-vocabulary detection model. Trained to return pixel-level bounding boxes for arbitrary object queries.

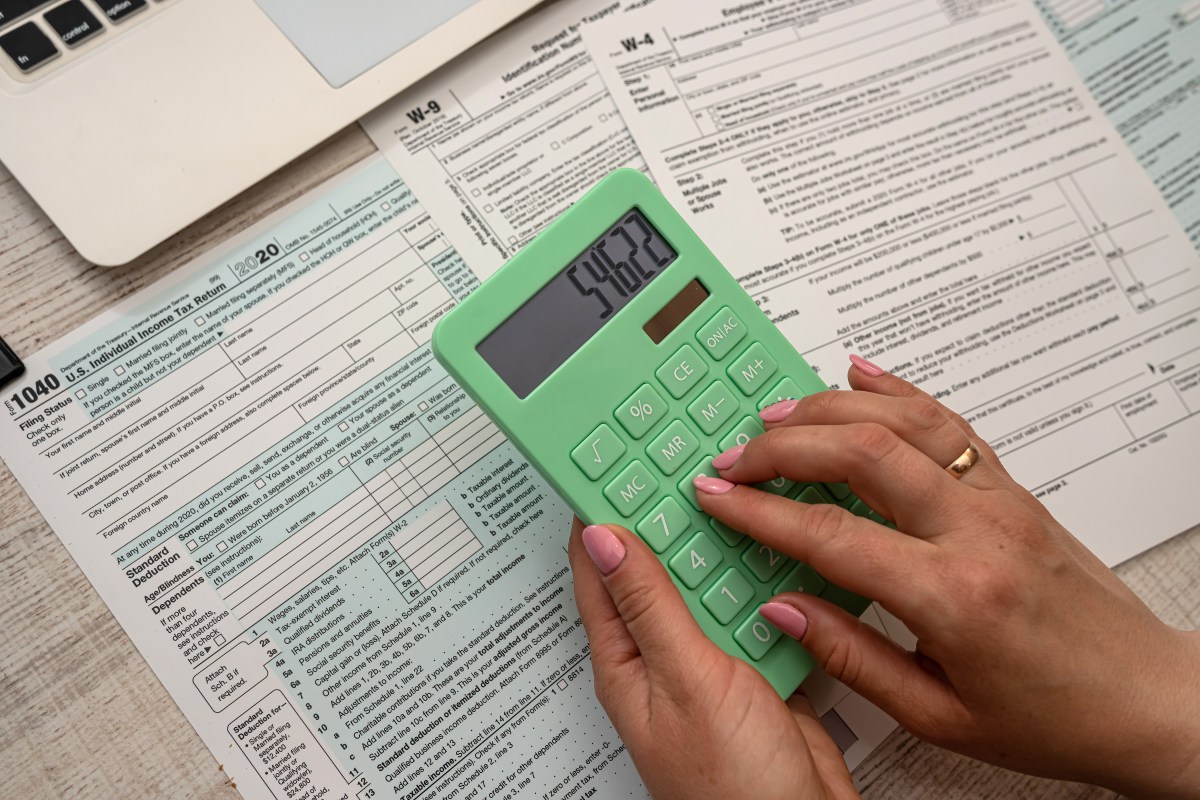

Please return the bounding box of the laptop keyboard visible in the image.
[0,0,165,78]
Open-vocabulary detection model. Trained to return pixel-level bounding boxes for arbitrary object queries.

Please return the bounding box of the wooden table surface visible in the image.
[0,124,1196,800]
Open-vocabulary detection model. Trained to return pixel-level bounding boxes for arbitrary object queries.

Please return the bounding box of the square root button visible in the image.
[571,423,626,480]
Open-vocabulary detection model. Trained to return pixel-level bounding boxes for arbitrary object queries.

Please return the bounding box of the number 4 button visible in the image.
[668,531,723,588]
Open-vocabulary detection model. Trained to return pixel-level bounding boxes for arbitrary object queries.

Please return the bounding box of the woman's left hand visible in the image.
[568,517,860,800]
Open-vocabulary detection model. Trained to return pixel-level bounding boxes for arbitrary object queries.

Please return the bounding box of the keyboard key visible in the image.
[695,306,746,360]
[646,419,700,476]
[742,542,788,582]
[773,562,827,596]
[92,0,145,23]
[734,612,783,660]
[0,0,54,26]
[570,423,625,480]
[669,531,723,589]
[726,343,778,396]
[636,496,690,553]
[677,458,719,511]
[701,568,754,625]
[718,415,763,452]
[656,343,708,398]
[44,1,102,47]
[687,380,738,435]
[614,384,667,439]
[710,518,745,548]
[758,475,794,497]
[758,377,805,411]
[603,460,659,517]
[0,21,57,71]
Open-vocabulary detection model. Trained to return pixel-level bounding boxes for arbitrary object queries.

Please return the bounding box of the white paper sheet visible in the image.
[360,0,656,279]
[583,0,1200,569]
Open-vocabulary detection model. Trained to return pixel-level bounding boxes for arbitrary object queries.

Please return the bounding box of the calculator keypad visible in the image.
[581,310,866,664]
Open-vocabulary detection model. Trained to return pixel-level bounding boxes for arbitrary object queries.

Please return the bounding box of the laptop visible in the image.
[0,0,544,266]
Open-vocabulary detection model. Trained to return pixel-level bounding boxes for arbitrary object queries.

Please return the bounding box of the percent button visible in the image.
[615,384,667,439]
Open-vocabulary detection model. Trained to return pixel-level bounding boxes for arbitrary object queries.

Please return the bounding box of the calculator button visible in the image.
[734,612,783,661]
[718,416,763,452]
[615,384,667,439]
[695,306,746,360]
[741,541,788,583]
[824,483,852,501]
[773,562,827,597]
[636,497,690,553]
[710,518,746,548]
[668,531,724,589]
[726,343,778,396]
[687,381,738,435]
[677,459,719,511]
[656,344,708,399]
[701,568,755,625]
[850,499,887,523]
[604,460,659,517]
[793,485,834,506]
[758,476,795,497]
[757,377,805,411]
[646,420,701,476]
[571,423,626,480]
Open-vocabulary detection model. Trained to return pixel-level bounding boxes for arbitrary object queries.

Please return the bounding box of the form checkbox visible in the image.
[339,422,349,432]
[115,366,125,376]
[381,201,391,211]
[255,478,266,489]
[194,316,206,327]
[419,401,428,412]
[483,204,493,213]
[75,389,86,399]
[558,680,568,690]
[339,456,349,467]
[551,141,560,150]
[600,113,608,122]
[508,236,517,244]
[214,634,226,646]
[186,540,198,551]
[217,541,228,552]
[471,188,482,197]
[300,252,310,262]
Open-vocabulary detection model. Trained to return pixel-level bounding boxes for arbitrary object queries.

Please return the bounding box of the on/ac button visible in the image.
[696,306,746,360]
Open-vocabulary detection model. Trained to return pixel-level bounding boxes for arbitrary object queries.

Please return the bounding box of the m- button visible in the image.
[656,344,708,399]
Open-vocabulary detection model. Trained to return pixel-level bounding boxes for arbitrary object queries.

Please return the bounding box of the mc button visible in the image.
[656,344,708,399]
[603,460,659,517]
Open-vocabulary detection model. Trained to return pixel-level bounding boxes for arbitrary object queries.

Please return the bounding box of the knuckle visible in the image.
[614,581,658,631]
[905,398,953,437]
[798,390,842,419]
[795,501,850,543]
[850,422,901,464]
[820,624,866,686]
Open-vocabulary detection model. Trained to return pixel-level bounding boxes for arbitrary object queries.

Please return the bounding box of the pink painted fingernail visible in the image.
[711,444,746,470]
[693,476,736,495]
[759,399,799,422]
[759,602,809,639]
[582,525,626,575]
[850,354,886,377]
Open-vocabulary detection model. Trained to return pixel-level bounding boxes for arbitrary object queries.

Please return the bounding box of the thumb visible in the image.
[760,595,968,738]
[579,524,717,677]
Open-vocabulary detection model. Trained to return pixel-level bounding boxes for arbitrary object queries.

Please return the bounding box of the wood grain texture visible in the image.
[0,123,1195,799]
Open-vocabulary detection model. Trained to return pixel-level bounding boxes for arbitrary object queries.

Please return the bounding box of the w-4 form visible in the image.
[586,0,1200,567]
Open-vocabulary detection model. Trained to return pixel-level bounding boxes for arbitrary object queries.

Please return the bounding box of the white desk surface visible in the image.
[0,125,1195,799]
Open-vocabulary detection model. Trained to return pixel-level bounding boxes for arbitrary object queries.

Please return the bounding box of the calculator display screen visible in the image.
[478,208,678,398]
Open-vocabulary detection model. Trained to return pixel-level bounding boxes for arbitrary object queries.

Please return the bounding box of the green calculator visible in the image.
[433,169,872,697]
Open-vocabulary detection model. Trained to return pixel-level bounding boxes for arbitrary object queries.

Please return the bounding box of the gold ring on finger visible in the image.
[945,443,980,480]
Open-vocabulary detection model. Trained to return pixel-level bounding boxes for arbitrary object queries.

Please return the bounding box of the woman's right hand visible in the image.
[696,357,1200,798]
